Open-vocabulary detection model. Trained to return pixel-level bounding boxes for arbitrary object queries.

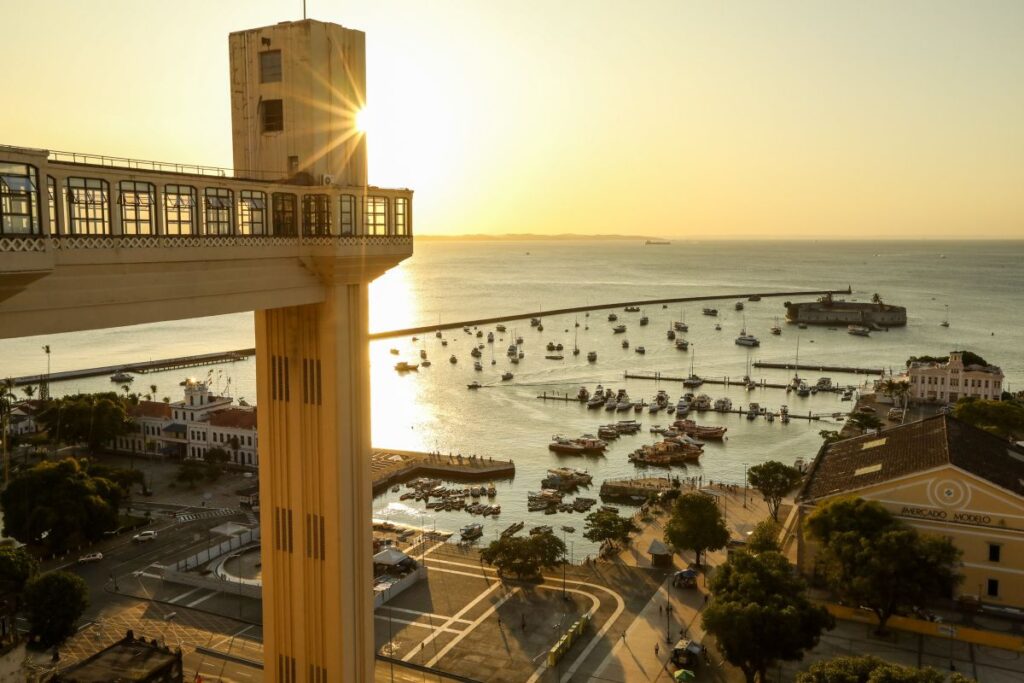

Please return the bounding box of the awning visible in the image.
[647,539,671,556]
[163,423,187,434]
[373,546,411,566]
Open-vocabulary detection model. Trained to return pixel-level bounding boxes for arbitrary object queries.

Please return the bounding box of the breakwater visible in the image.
[10,349,255,386]
[368,287,850,340]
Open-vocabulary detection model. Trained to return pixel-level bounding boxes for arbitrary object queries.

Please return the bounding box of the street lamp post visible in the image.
[743,464,747,507]
[665,583,674,644]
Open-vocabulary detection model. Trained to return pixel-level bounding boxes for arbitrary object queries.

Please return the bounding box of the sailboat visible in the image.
[735,314,760,347]
[940,305,950,328]
[572,328,580,356]
[683,346,702,387]
[770,317,782,335]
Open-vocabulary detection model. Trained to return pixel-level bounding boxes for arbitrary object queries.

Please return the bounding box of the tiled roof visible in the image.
[208,407,257,430]
[800,414,1024,501]
[128,401,172,420]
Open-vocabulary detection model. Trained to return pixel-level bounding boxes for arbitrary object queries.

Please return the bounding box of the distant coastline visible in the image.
[414,233,662,242]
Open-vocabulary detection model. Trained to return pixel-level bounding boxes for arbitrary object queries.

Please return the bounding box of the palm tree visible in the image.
[149,384,158,401]
[0,378,17,486]
[22,385,36,400]
[871,292,883,305]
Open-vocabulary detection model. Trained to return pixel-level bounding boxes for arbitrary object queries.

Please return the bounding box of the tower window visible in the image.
[987,579,999,597]
[262,100,284,133]
[988,544,1001,562]
[260,50,282,83]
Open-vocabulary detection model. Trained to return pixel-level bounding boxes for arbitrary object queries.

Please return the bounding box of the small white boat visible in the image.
[848,325,871,337]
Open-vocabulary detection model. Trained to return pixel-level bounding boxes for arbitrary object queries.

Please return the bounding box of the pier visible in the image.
[9,349,256,387]
[369,286,850,340]
[370,448,516,493]
[599,476,677,502]
[624,371,791,390]
[752,361,883,375]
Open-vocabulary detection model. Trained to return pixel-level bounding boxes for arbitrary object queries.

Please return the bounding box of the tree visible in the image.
[906,351,988,369]
[0,544,39,591]
[480,532,565,579]
[847,412,883,432]
[664,492,729,566]
[23,571,89,647]
[805,498,962,635]
[583,509,638,546]
[702,551,833,683]
[0,458,122,552]
[796,655,976,683]
[204,446,231,481]
[34,393,130,450]
[21,385,35,400]
[871,293,883,305]
[746,519,781,554]
[177,458,206,488]
[747,461,803,521]
[953,398,1024,440]
[86,462,145,496]
[819,430,842,445]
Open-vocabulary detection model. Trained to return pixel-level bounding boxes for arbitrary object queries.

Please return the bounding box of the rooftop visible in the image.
[800,414,1024,501]
[208,407,258,430]
[127,401,172,420]
[53,632,181,682]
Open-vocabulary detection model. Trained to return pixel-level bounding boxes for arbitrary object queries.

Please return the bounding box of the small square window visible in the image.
[987,579,999,597]
[262,100,284,133]
[260,50,282,83]
[989,544,1001,562]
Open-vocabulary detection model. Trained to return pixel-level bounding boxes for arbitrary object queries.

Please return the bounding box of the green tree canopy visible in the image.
[819,430,842,445]
[177,458,206,487]
[86,462,145,495]
[953,398,1024,440]
[34,393,130,450]
[0,544,40,591]
[847,413,883,432]
[23,571,89,647]
[703,551,833,683]
[805,498,962,634]
[906,351,988,368]
[795,655,976,683]
[480,532,565,579]
[582,509,638,546]
[204,446,231,481]
[0,458,122,552]
[747,461,803,521]
[746,519,781,554]
[664,492,729,565]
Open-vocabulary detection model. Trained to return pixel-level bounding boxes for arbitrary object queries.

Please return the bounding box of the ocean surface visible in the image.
[2,240,1022,557]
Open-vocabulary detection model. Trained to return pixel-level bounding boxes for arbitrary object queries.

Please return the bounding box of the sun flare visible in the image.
[355,107,371,134]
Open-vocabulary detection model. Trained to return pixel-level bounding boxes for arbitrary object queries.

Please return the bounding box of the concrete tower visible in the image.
[229,20,368,187]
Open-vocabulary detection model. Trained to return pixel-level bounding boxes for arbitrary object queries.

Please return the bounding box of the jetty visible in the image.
[369,287,850,340]
[752,361,883,375]
[624,371,790,390]
[370,448,515,493]
[10,348,255,387]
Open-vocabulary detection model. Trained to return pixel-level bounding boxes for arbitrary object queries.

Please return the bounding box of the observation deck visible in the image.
[0,144,413,338]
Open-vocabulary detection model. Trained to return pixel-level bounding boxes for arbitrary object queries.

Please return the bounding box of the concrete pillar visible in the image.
[255,283,374,683]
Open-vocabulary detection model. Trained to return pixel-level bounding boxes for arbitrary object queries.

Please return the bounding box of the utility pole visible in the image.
[743,464,747,507]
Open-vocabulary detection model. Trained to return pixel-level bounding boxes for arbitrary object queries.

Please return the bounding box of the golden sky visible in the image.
[1,1,1022,239]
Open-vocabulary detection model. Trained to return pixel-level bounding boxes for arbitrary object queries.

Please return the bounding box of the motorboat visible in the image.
[420,349,428,360]
[713,397,732,412]
[702,307,718,317]
[546,341,556,351]
[735,333,760,347]
[674,418,727,440]
[545,354,564,360]
[635,346,646,354]
[666,329,676,340]
[467,381,482,389]
[682,375,703,388]
[608,313,618,322]
[587,351,597,362]
[612,324,626,333]
[471,347,482,358]
[604,401,618,412]
[692,394,712,411]
[487,332,494,342]
[587,396,606,409]
[474,361,483,371]
[816,377,833,390]
[848,325,871,336]
[748,295,762,302]
[577,386,590,401]
[530,317,541,327]
[622,339,630,349]
[476,330,483,338]
[770,319,782,335]
[389,348,400,355]
[501,372,513,381]
[796,381,811,397]
[435,330,443,338]
[714,323,722,331]
[735,301,745,311]
[616,397,633,412]
[674,321,689,332]
[420,359,432,367]
[449,355,458,364]
[639,315,649,326]
[624,305,640,312]
[496,324,507,332]
[460,523,483,540]
[110,371,134,383]
[394,361,419,372]
[549,436,607,454]
[675,339,689,350]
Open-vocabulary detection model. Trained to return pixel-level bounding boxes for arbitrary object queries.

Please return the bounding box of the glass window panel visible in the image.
[0,162,41,235]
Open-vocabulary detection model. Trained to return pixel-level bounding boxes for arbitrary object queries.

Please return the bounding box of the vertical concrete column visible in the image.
[255,281,374,683]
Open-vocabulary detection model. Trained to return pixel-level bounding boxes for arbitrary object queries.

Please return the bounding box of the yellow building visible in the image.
[797,414,1024,609]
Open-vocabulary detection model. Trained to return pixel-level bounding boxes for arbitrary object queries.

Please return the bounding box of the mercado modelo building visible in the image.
[797,413,1024,609]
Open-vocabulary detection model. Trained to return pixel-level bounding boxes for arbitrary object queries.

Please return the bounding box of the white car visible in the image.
[132,530,158,543]
[77,552,103,563]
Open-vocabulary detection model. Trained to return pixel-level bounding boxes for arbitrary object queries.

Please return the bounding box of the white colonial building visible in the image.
[906,351,1004,404]
[113,378,258,467]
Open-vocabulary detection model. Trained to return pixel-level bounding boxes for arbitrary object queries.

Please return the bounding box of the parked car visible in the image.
[132,530,158,543]
[77,552,104,564]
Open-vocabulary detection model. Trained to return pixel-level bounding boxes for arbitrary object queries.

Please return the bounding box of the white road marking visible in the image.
[525,586,600,683]
[379,606,472,625]
[374,614,464,634]
[167,586,204,604]
[186,591,218,608]
[401,579,504,662]
[425,586,522,669]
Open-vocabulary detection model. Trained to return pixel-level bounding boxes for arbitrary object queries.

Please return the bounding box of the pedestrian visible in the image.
[659,604,663,615]
[655,643,660,656]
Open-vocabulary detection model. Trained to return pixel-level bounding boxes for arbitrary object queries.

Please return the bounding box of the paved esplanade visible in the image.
[0,18,412,682]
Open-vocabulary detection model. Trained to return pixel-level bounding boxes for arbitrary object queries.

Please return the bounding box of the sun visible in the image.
[355,107,371,133]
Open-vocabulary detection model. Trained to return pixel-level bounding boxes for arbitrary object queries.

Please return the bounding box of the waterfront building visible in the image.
[0,17,412,680]
[905,351,1004,403]
[796,414,1024,610]
[113,379,258,467]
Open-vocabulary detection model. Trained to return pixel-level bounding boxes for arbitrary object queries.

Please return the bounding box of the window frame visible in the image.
[302,194,331,236]
[0,162,41,235]
[203,187,235,235]
[271,192,297,236]
[339,194,356,235]
[262,99,284,133]
[395,196,409,236]
[46,175,60,235]
[987,578,999,597]
[118,180,156,235]
[65,176,110,235]
[364,195,388,236]
[238,190,267,235]
[260,50,282,83]
[163,184,197,235]
[988,543,1001,563]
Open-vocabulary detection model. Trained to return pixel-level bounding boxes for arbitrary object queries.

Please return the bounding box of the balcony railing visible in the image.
[48,149,288,182]
[0,233,412,252]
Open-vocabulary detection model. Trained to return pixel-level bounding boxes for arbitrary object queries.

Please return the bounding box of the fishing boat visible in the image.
[389,348,400,355]
[460,523,483,540]
[529,525,553,536]
[940,304,950,328]
[639,314,649,326]
[702,307,718,317]
[496,324,506,332]
[545,354,564,360]
[474,361,483,371]
[748,295,762,302]
[449,355,457,364]
[587,350,597,362]
[471,347,482,358]
[530,317,541,327]
[110,371,134,383]
[394,361,419,372]
[608,313,618,322]
[467,381,482,389]
[613,324,627,333]
[501,522,524,538]
[674,418,727,440]
[635,346,646,354]
[847,325,871,336]
[548,436,607,455]
[487,332,494,342]
[714,323,722,331]
[621,339,630,349]
[675,339,689,351]
[735,301,745,311]
[501,372,514,381]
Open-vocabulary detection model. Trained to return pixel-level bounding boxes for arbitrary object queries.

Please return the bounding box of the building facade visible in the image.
[797,414,1024,609]
[113,379,258,467]
[906,351,1004,403]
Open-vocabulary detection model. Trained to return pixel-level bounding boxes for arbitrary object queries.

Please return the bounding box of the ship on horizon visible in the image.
[645,239,671,245]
